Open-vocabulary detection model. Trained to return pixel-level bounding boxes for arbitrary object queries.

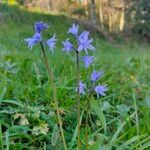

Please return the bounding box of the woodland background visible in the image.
[4,0,150,41]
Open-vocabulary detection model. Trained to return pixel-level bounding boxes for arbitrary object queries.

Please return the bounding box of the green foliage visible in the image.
[71,7,86,17]
[0,3,150,150]
[132,0,150,39]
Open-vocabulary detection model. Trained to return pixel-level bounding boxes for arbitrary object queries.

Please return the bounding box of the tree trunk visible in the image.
[108,11,113,32]
[98,0,104,30]
[119,0,126,31]
[88,0,97,25]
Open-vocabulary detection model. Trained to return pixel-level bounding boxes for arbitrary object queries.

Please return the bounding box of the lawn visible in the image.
[0,3,150,150]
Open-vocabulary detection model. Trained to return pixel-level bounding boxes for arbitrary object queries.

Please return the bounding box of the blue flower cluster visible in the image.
[25,21,57,50]
[25,21,108,98]
[62,23,95,54]
[79,70,108,97]
[62,23,108,98]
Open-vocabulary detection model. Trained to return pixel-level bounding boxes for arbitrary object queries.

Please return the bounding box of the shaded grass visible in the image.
[0,3,150,150]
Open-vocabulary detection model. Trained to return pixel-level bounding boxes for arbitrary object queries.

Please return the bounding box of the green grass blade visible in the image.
[0,87,7,101]
[90,99,106,134]
[116,135,141,150]
[139,141,150,150]
[69,111,83,150]
[0,123,3,150]
[51,124,59,147]
[6,130,9,150]
[89,134,110,150]
[132,91,140,136]
[110,120,126,144]
[110,112,136,145]
[0,99,24,107]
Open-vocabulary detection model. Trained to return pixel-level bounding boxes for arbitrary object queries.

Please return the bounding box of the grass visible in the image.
[0,3,150,150]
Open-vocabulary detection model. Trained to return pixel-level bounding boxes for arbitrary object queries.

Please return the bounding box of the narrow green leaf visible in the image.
[132,91,139,136]
[0,100,24,107]
[51,124,59,147]
[89,134,108,150]
[6,130,9,150]
[69,111,83,150]
[90,99,106,134]
[110,121,126,144]
[0,123,3,150]
[139,141,150,150]
[0,87,7,101]
[116,135,140,150]
[110,112,135,145]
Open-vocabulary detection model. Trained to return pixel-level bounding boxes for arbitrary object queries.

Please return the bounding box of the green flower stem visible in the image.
[40,42,67,150]
[76,50,81,150]
[85,92,93,149]
[85,97,90,150]
[0,123,3,150]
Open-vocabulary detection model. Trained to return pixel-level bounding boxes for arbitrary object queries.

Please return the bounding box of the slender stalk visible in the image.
[0,123,3,150]
[76,50,81,150]
[85,92,93,150]
[85,98,90,150]
[40,42,67,150]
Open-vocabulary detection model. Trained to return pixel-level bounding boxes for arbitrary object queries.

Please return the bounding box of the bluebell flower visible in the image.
[34,21,49,33]
[47,34,57,51]
[77,31,95,54]
[82,56,94,68]
[79,81,86,95]
[25,33,41,49]
[91,70,103,82]
[95,85,108,97]
[62,39,74,53]
[68,23,79,36]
